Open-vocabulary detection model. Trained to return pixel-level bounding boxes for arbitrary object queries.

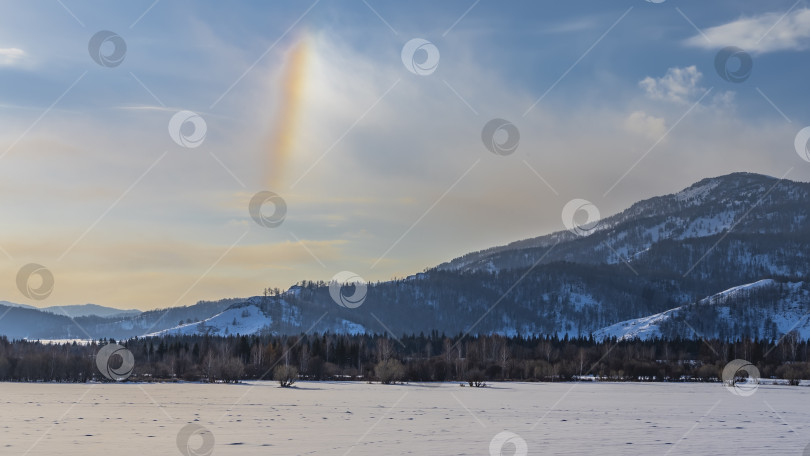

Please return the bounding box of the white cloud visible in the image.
[685,9,810,54]
[0,47,24,65]
[624,111,667,140]
[639,66,704,104]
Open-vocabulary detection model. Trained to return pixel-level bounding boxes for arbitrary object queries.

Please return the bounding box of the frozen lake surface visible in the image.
[1,381,808,455]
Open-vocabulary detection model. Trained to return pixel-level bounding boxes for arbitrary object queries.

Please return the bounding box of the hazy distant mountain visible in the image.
[39,304,142,318]
[2,172,808,342]
[0,300,236,340]
[0,301,36,310]
[0,302,140,318]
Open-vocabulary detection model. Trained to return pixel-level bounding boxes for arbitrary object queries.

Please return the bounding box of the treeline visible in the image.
[0,331,809,384]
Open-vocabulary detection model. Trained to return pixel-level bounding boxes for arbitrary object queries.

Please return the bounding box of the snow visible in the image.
[2,381,809,455]
[676,211,735,239]
[338,320,367,335]
[145,304,272,337]
[594,308,677,341]
[284,286,303,297]
[594,280,810,341]
[709,279,776,300]
[142,303,368,338]
[675,179,721,203]
[32,339,95,345]
[568,292,599,311]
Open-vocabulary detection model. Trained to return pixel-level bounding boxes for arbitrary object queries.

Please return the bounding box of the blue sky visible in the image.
[1,0,809,309]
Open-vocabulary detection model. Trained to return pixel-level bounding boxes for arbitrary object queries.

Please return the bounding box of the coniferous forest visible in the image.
[1,332,808,386]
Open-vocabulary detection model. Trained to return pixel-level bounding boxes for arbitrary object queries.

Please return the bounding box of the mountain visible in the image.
[438,172,809,275]
[144,298,367,338]
[594,279,810,341]
[39,304,141,318]
[0,301,36,310]
[1,172,808,342]
[0,300,236,340]
[0,302,140,318]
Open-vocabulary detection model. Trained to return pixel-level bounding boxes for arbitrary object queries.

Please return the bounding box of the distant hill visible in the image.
[39,304,142,318]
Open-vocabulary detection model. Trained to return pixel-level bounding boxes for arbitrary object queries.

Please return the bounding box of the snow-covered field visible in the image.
[2,381,809,455]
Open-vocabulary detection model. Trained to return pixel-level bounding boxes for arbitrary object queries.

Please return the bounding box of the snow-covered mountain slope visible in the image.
[593,280,810,341]
[145,304,273,337]
[145,298,369,338]
[438,173,810,274]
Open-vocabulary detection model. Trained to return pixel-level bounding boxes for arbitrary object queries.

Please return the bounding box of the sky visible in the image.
[1,0,809,310]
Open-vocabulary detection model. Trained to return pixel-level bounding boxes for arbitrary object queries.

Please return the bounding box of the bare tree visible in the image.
[377,337,394,362]
[274,365,298,387]
[375,359,404,384]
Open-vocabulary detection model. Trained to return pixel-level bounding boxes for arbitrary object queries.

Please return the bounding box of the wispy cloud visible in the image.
[542,17,598,34]
[684,9,810,54]
[0,47,24,66]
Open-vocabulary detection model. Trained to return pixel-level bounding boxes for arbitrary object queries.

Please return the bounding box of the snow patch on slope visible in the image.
[145,304,271,337]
